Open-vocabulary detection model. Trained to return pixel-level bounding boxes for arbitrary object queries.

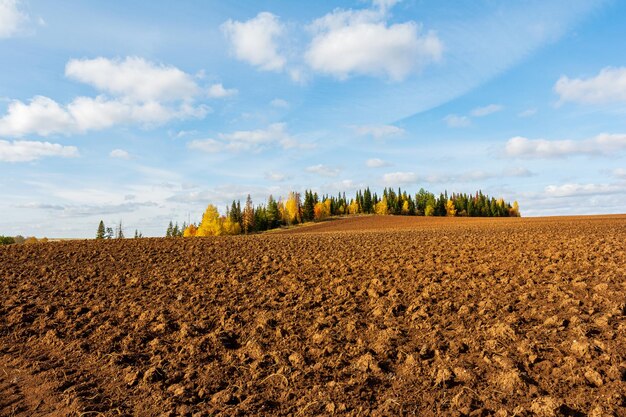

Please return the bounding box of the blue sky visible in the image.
[1,0,626,237]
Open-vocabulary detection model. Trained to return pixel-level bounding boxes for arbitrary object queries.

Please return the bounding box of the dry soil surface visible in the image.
[1,215,625,416]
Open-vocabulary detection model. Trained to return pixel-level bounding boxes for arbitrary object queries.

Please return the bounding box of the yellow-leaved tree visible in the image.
[348,200,360,215]
[510,201,521,217]
[196,204,223,236]
[183,224,198,237]
[285,192,301,225]
[375,197,389,215]
[314,199,331,220]
[223,217,242,235]
[401,200,410,215]
[446,199,457,217]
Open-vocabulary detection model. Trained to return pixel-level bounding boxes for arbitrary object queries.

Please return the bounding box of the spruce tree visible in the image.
[96,220,106,239]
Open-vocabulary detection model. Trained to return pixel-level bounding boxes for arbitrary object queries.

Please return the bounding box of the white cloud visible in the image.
[353,124,404,139]
[221,12,286,71]
[305,4,442,81]
[270,98,289,108]
[470,104,503,117]
[382,171,418,185]
[207,83,238,98]
[306,164,340,177]
[443,114,471,128]
[187,138,223,153]
[0,0,27,38]
[0,57,210,137]
[518,108,537,118]
[0,96,74,136]
[0,95,209,137]
[65,57,199,102]
[110,149,130,159]
[0,139,78,162]
[544,183,624,198]
[504,134,626,158]
[366,158,391,168]
[612,168,626,179]
[554,67,626,105]
[265,171,287,182]
[188,123,308,154]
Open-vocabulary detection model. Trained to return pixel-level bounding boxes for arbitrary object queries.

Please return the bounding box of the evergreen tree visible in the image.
[266,195,280,229]
[116,221,124,239]
[105,227,114,239]
[96,220,105,239]
[166,221,173,238]
[303,190,315,222]
[363,187,372,213]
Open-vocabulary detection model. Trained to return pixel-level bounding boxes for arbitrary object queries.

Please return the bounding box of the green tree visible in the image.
[96,220,106,239]
[266,195,280,229]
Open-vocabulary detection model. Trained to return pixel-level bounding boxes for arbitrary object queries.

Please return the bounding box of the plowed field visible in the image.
[1,215,625,416]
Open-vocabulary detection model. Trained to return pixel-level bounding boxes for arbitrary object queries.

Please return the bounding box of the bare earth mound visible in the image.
[1,216,625,416]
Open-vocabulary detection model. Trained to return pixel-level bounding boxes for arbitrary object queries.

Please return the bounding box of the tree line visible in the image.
[182,187,520,237]
[0,235,48,245]
[95,220,143,240]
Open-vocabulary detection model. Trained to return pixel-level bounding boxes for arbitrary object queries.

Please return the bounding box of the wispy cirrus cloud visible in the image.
[470,104,503,117]
[306,164,341,177]
[353,124,405,139]
[188,123,311,154]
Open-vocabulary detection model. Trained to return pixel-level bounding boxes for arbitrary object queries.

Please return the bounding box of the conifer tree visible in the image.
[266,195,279,229]
[96,220,106,239]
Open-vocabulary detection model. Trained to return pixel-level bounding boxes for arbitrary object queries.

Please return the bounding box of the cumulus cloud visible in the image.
[305,3,442,81]
[443,114,471,128]
[65,57,199,102]
[0,0,27,38]
[470,104,503,117]
[0,139,79,162]
[366,158,391,168]
[0,95,209,137]
[382,171,418,185]
[207,83,238,98]
[110,149,130,159]
[504,134,626,158]
[353,124,404,139]
[544,183,624,198]
[221,12,286,71]
[306,164,341,177]
[188,123,309,154]
[0,57,210,137]
[554,67,626,105]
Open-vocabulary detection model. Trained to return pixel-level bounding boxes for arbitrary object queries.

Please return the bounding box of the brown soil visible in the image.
[1,215,625,416]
